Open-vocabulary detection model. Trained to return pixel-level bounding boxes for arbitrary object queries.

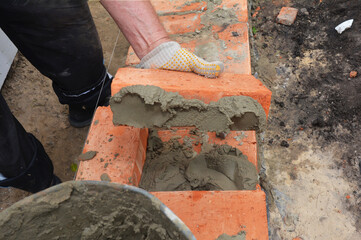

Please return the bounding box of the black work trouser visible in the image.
[0,0,109,180]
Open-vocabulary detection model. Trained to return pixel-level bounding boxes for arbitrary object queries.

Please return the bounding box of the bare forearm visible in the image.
[100,0,170,59]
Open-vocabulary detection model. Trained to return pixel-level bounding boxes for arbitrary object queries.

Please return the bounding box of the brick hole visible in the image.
[138,128,259,192]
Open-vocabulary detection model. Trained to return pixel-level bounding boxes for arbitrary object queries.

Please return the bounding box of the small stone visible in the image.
[280,140,289,148]
[183,149,195,158]
[276,7,298,26]
[274,100,285,108]
[350,71,357,78]
[232,31,239,37]
[300,8,309,15]
[312,117,325,127]
[100,173,111,182]
[216,132,227,139]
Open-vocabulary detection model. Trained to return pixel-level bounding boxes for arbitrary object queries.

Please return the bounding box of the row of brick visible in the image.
[126,0,251,74]
[76,108,268,239]
[76,107,259,185]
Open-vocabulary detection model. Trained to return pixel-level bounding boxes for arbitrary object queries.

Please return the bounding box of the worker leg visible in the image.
[0,93,60,193]
[0,0,111,127]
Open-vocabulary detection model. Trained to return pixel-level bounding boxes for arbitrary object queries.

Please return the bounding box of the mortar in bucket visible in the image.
[0,181,196,240]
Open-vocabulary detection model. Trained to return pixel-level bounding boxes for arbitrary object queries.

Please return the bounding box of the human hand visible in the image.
[139,42,224,78]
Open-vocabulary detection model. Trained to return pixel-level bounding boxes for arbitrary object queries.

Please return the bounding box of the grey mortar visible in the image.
[0,181,190,240]
[110,85,266,133]
[139,131,258,192]
[78,151,97,161]
[216,231,246,240]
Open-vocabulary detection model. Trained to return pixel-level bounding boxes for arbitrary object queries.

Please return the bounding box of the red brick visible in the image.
[213,0,248,22]
[152,190,269,240]
[75,107,148,186]
[276,7,298,25]
[150,0,208,15]
[112,68,272,116]
[150,0,248,22]
[213,23,251,74]
[160,12,204,35]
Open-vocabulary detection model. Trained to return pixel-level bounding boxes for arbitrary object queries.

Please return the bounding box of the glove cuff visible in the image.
[138,41,181,69]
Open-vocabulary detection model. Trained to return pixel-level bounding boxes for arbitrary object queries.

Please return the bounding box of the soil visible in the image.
[139,130,258,191]
[0,181,191,240]
[110,85,266,132]
[250,0,361,238]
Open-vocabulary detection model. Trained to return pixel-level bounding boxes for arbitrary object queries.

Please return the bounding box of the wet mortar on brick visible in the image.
[161,0,245,63]
[78,151,98,161]
[110,85,266,133]
[215,231,246,240]
[139,130,258,192]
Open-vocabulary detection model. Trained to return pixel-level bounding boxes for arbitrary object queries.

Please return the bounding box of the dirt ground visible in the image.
[250,0,361,239]
[0,0,360,239]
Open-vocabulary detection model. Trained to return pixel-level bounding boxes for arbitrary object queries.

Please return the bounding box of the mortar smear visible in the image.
[110,85,266,133]
[139,130,258,191]
[216,231,246,240]
[78,151,97,161]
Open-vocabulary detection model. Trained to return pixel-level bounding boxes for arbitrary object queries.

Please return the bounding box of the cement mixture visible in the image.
[78,151,98,161]
[0,181,192,240]
[216,231,246,240]
[139,130,258,191]
[110,85,266,133]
